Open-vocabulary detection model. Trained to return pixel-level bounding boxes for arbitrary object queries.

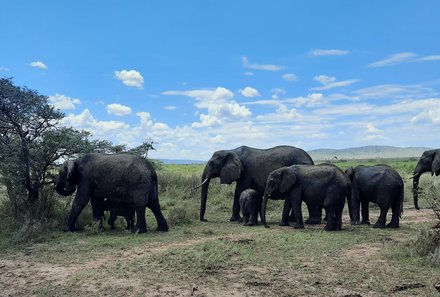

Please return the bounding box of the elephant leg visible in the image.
[361,200,370,225]
[387,197,400,228]
[65,190,90,232]
[246,213,258,226]
[230,184,244,222]
[280,199,292,226]
[305,203,321,225]
[335,203,344,231]
[291,197,304,229]
[147,182,169,232]
[90,196,105,231]
[148,200,169,232]
[135,207,147,233]
[373,206,388,228]
[324,207,336,231]
[242,215,249,225]
[108,210,117,230]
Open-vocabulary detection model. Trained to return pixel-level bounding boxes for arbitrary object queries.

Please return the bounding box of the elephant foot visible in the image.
[324,224,336,231]
[137,228,147,234]
[305,218,321,225]
[244,222,256,226]
[361,220,371,225]
[288,216,296,223]
[386,222,399,229]
[279,221,290,226]
[373,223,386,229]
[230,215,242,222]
[200,218,208,222]
[351,220,361,225]
[63,225,75,232]
[293,224,305,229]
[157,224,169,232]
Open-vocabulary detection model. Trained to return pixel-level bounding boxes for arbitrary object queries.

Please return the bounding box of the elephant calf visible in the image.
[103,199,135,230]
[262,164,349,231]
[346,165,404,228]
[239,189,262,226]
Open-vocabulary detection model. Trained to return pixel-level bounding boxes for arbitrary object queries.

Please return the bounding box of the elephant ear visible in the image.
[219,153,243,184]
[345,167,354,180]
[280,167,296,193]
[432,153,440,176]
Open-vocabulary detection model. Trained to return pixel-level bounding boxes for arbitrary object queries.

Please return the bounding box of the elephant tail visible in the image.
[399,184,404,218]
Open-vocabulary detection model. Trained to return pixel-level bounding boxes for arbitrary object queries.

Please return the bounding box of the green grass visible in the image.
[0,159,440,296]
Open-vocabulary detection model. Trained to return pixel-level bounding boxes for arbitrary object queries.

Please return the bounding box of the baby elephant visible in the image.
[103,199,135,230]
[262,164,349,231]
[239,189,262,226]
[346,165,404,228]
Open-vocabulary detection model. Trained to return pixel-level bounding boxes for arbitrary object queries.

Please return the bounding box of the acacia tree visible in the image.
[0,78,111,211]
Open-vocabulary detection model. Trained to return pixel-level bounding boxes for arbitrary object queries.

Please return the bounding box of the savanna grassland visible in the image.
[0,159,440,297]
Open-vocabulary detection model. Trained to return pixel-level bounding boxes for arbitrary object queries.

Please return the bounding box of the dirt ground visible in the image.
[0,207,439,297]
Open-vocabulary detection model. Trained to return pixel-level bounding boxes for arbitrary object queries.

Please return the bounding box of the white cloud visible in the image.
[368,52,417,67]
[106,103,132,116]
[312,75,358,91]
[311,49,349,56]
[366,123,380,133]
[411,103,440,123]
[242,56,285,71]
[114,70,144,89]
[354,84,437,99]
[244,72,254,76]
[48,94,81,110]
[62,109,130,134]
[0,66,9,71]
[417,55,440,61]
[313,75,337,85]
[256,105,302,122]
[271,88,286,99]
[29,61,48,69]
[163,87,251,128]
[282,73,298,81]
[164,106,177,110]
[291,93,328,108]
[240,86,260,98]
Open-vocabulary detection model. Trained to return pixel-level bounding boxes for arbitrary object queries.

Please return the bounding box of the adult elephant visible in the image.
[412,149,440,210]
[55,153,169,233]
[346,165,403,228]
[197,145,315,223]
[262,164,349,231]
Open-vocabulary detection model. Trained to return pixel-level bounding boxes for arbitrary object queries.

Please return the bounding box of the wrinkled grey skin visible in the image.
[262,164,349,231]
[199,145,317,224]
[239,189,262,226]
[55,153,169,233]
[103,199,135,230]
[412,149,440,210]
[346,165,404,228]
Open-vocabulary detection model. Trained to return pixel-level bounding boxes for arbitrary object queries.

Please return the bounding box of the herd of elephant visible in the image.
[54,146,440,233]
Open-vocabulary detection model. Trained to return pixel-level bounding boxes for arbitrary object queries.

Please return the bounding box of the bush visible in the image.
[408,175,440,267]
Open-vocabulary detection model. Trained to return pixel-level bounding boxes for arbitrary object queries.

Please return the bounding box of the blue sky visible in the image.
[1,1,440,160]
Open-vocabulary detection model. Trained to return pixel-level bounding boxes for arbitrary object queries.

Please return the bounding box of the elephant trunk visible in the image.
[412,173,421,210]
[55,183,77,196]
[261,193,270,228]
[199,168,211,222]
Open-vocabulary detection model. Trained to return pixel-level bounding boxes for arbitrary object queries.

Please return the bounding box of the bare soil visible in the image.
[0,207,439,297]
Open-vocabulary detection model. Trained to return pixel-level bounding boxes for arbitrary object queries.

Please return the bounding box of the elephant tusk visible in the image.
[409,173,420,180]
[193,178,209,189]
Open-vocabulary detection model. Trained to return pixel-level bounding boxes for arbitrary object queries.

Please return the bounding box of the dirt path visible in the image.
[0,207,438,296]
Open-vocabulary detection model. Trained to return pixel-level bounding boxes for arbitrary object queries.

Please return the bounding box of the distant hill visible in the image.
[308,145,431,161]
[158,159,205,165]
